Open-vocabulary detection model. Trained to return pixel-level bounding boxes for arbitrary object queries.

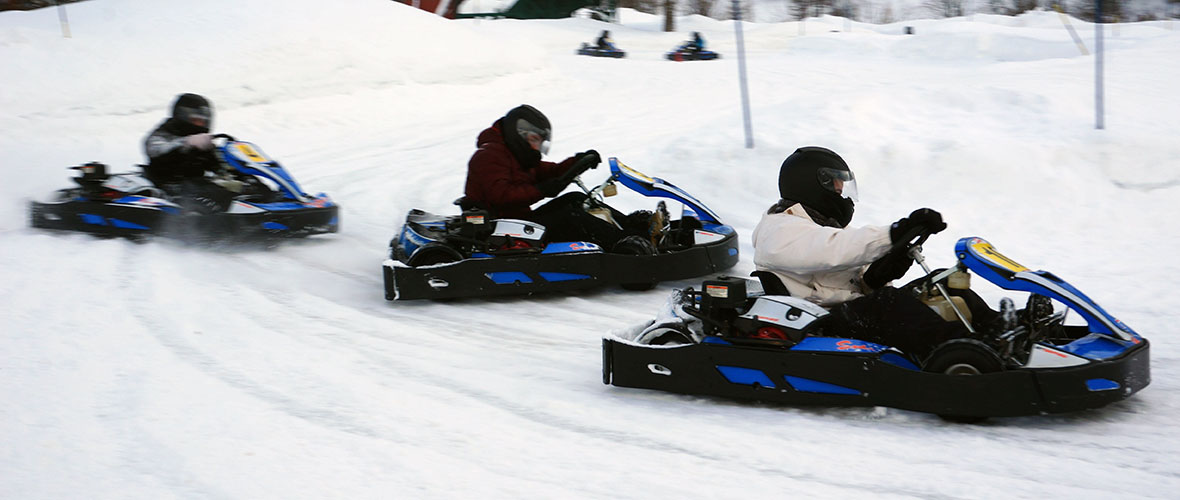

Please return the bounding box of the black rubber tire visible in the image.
[614,235,657,291]
[407,243,463,267]
[924,339,1004,423]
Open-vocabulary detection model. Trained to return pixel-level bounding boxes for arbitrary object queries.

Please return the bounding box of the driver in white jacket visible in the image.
[752,147,980,361]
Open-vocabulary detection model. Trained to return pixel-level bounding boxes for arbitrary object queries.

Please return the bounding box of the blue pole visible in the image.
[733,0,754,148]
[1096,0,1104,129]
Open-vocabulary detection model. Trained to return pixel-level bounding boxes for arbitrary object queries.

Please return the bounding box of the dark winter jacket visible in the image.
[464,120,576,219]
[142,118,216,184]
[596,33,611,49]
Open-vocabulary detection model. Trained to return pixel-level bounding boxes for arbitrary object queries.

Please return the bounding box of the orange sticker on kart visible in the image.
[970,239,1029,273]
[233,143,269,163]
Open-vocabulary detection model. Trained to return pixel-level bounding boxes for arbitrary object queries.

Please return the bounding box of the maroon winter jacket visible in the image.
[463,121,576,219]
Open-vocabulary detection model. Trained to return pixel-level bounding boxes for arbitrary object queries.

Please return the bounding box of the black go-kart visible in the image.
[28,135,338,240]
[666,44,720,61]
[577,42,625,58]
[383,156,739,300]
[603,233,1149,421]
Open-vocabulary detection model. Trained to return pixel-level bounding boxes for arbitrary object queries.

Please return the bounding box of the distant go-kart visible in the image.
[577,42,626,58]
[603,234,1150,421]
[383,156,739,300]
[29,135,339,240]
[665,44,720,61]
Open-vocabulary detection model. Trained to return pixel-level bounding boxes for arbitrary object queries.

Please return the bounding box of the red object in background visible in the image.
[395,0,462,19]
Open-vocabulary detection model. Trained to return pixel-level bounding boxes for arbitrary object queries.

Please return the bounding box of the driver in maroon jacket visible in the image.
[464,105,649,252]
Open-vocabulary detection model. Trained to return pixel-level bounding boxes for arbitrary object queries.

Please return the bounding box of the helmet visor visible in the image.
[516,118,551,156]
[818,167,857,202]
[177,105,212,129]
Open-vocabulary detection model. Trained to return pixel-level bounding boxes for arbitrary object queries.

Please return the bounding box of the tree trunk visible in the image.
[664,0,675,31]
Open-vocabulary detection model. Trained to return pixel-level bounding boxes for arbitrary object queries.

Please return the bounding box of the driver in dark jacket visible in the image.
[463,105,644,251]
[142,93,232,213]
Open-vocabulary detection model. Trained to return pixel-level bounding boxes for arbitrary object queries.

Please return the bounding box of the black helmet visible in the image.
[777,146,858,228]
[170,93,212,134]
[501,104,551,169]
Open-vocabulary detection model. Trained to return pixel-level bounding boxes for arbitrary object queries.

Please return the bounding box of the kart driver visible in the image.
[143,93,232,213]
[595,30,613,50]
[687,31,705,53]
[751,146,1004,360]
[463,104,655,253]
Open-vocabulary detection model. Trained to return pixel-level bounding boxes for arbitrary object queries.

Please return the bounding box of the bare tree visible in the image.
[683,0,715,15]
[923,0,965,17]
[790,0,833,20]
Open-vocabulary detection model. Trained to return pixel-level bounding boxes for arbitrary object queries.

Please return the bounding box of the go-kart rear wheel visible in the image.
[407,243,462,267]
[637,326,695,346]
[924,339,1004,423]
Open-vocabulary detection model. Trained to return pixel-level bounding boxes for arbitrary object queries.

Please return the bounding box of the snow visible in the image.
[2,1,1179,498]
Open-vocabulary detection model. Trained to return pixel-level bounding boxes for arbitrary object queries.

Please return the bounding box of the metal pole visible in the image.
[54,0,71,38]
[733,0,754,149]
[1095,0,1105,129]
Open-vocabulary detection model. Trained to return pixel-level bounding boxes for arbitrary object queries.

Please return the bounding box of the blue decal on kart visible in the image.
[539,272,591,282]
[784,376,862,395]
[879,352,920,370]
[791,337,889,353]
[263,222,289,231]
[716,365,775,388]
[487,272,532,284]
[701,223,735,235]
[542,242,602,254]
[1059,334,1133,360]
[1085,378,1120,392]
[80,214,107,226]
[109,219,149,230]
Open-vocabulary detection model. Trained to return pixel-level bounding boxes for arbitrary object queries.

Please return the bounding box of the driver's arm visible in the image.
[534,156,577,181]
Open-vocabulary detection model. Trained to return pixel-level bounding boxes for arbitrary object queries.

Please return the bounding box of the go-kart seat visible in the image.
[750,270,790,296]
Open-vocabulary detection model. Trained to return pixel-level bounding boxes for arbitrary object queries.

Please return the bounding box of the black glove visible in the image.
[535,177,568,198]
[863,247,914,289]
[573,149,601,169]
[890,208,946,244]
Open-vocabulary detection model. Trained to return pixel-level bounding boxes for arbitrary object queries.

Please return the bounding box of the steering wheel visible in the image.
[548,152,601,197]
[563,153,600,184]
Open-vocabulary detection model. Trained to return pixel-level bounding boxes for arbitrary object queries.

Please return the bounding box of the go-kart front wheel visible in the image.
[613,235,657,291]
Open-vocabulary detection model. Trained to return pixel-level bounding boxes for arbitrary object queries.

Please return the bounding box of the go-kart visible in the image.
[383,156,739,300]
[665,44,720,61]
[28,135,339,240]
[577,42,626,58]
[602,233,1149,421]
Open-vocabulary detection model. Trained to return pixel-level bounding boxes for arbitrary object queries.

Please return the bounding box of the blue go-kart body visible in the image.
[666,45,720,61]
[603,237,1149,420]
[29,136,339,240]
[577,42,625,58]
[384,157,739,300]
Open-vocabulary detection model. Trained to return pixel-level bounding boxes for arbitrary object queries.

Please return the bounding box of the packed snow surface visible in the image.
[2,1,1178,498]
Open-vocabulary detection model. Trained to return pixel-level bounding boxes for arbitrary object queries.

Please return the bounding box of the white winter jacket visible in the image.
[752,203,893,307]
